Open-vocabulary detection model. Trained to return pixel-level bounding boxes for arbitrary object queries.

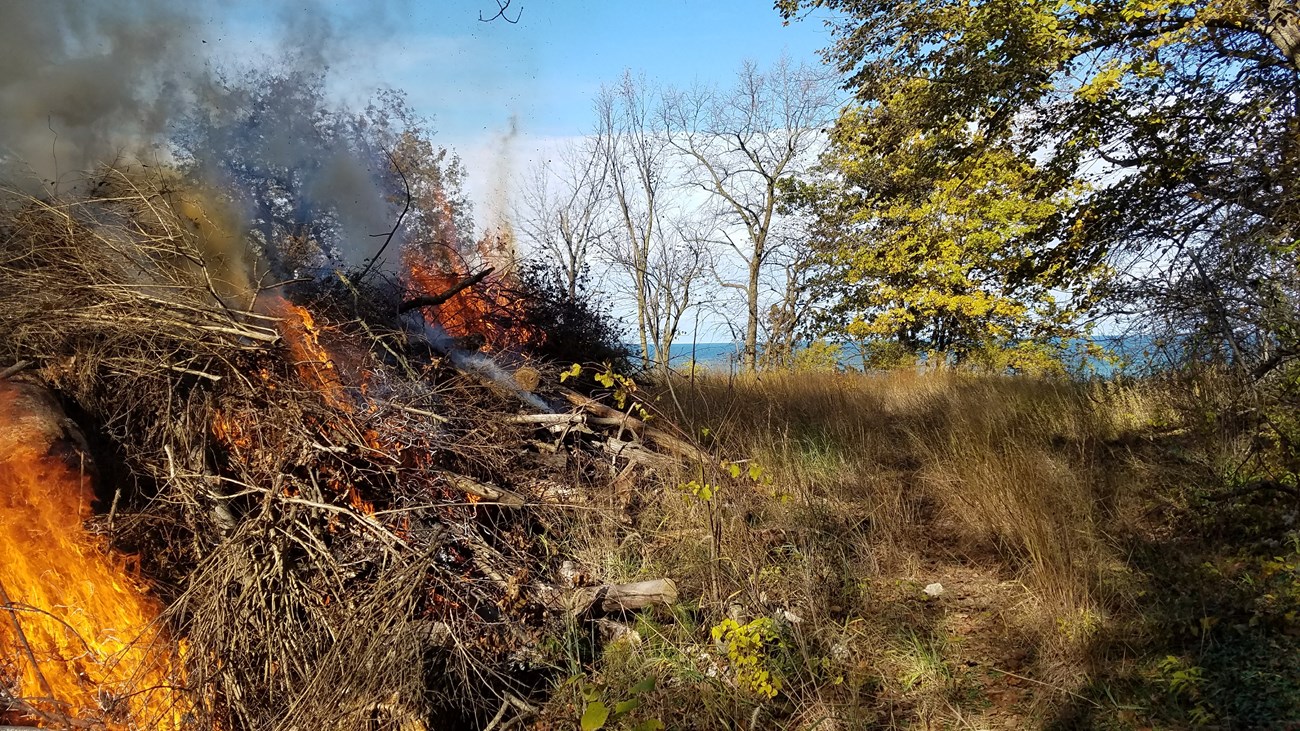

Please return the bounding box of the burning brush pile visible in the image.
[0,169,697,730]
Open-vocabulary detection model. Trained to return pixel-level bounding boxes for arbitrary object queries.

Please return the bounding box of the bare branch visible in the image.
[479,0,521,23]
[397,267,496,313]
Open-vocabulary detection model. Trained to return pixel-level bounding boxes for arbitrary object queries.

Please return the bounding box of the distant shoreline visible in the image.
[629,336,1157,376]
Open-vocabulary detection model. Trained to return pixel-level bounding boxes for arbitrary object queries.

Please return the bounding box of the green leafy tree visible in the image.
[779,0,1300,373]
[796,109,1098,363]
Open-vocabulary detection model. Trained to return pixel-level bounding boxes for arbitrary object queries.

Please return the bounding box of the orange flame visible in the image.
[402,233,541,352]
[0,389,186,729]
[264,295,353,413]
[255,299,381,517]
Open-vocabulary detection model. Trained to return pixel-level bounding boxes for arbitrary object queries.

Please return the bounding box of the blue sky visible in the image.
[266,1,837,222]
[368,2,832,140]
[207,1,835,227]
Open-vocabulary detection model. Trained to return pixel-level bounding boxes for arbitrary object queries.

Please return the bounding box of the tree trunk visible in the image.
[744,253,761,372]
[634,264,651,370]
[1266,0,1300,69]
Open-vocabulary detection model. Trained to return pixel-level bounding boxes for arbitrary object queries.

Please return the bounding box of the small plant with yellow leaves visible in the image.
[561,362,651,420]
[710,617,784,700]
[722,459,771,485]
[678,479,719,502]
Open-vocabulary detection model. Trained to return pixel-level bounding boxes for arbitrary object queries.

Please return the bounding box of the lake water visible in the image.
[635,337,1160,377]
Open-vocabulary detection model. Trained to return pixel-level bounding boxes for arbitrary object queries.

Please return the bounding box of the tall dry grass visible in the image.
[542,368,1183,729]
[661,369,1167,606]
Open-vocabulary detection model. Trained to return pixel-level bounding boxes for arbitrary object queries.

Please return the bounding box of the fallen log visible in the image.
[507,412,586,426]
[598,438,678,471]
[510,411,645,433]
[446,474,526,507]
[571,578,679,615]
[559,388,710,463]
[537,577,679,615]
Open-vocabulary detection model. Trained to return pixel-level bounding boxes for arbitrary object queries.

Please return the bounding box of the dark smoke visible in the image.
[0,0,198,189]
[0,0,423,277]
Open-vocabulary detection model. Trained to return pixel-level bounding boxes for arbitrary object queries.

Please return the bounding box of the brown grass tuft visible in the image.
[540,368,1186,729]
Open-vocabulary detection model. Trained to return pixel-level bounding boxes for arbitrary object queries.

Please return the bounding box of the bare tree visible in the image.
[760,241,821,369]
[643,216,714,371]
[594,72,674,370]
[514,138,610,301]
[661,57,837,372]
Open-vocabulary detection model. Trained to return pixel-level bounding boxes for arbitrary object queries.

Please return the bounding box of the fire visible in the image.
[0,387,185,729]
[401,232,542,352]
[263,295,354,413]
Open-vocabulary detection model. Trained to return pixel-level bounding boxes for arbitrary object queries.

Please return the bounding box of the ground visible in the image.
[533,369,1300,730]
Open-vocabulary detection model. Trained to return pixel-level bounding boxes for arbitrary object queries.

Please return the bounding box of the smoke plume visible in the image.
[0,0,198,189]
[0,0,421,278]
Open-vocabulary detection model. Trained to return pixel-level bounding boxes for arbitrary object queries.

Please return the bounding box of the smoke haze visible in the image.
[0,0,420,274]
[0,0,198,188]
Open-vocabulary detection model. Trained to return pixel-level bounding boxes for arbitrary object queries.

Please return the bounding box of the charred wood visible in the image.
[397,267,495,314]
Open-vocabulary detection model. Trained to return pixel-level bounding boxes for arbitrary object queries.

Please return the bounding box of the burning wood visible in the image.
[397,267,496,315]
[401,242,541,354]
[0,382,186,730]
[0,170,697,730]
[262,294,354,413]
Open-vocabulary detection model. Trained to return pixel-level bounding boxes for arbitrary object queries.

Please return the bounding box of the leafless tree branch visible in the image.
[480,0,521,23]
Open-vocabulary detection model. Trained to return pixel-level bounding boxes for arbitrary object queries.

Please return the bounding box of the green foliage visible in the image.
[1157,655,1214,725]
[892,629,951,693]
[561,362,651,419]
[856,337,917,371]
[579,700,609,731]
[578,676,660,730]
[794,116,1097,363]
[790,340,842,372]
[964,340,1075,377]
[709,618,784,699]
[781,0,1300,371]
[560,363,584,383]
[678,479,720,502]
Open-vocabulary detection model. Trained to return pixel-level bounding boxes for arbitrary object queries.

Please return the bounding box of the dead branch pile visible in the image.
[0,169,695,731]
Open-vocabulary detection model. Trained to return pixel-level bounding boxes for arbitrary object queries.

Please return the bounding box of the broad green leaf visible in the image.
[580,701,609,731]
[560,363,582,383]
[614,697,641,715]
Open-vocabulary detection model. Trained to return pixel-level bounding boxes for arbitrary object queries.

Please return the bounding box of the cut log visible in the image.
[527,479,581,504]
[507,412,586,426]
[559,388,710,462]
[599,578,679,611]
[446,474,526,507]
[0,380,92,472]
[535,577,679,615]
[598,438,677,471]
[568,578,679,615]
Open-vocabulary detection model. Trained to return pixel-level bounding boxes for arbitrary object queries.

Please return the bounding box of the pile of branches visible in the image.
[0,169,693,730]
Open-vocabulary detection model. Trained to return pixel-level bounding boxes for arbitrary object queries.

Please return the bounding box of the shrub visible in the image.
[513,259,631,370]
